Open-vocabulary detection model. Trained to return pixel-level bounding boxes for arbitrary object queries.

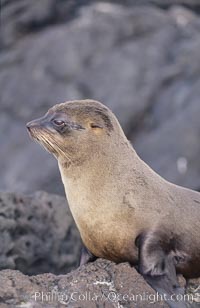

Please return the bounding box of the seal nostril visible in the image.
[26,123,31,131]
[26,121,33,129]
[26,115,47,130]
[26,120,38,129]
[26,123,30,129]
[26,121,37,132]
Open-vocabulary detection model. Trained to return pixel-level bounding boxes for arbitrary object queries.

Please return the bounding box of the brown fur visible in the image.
[27,99,200,282]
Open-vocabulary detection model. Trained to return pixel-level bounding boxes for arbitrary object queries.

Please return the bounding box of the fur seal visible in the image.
[27,99,200,308]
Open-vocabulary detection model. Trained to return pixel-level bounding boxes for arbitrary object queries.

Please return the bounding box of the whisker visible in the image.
[45,134,73,164]
[31,128,73,165]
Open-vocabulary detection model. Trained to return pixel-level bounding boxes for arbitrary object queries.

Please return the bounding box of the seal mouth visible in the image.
[26,119,43,138]
[26,120,72,161]
[26,124,36,140]
[27,125,56,154]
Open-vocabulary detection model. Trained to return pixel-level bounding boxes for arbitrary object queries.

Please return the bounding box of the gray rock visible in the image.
[0,260,168,307]
[1,0,200,49]
[0,0,82,48]
[0,3,200,194]
[133,93,200,190]
[186,277,200,307]
[0,260,198,307]
[0,191,81,275]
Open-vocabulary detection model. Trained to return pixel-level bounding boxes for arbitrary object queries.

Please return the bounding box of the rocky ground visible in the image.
[0,191,81,275]
[0,264,199,307]
[0,260,169,308]
[1,0,200,307]
[0,191,200,308]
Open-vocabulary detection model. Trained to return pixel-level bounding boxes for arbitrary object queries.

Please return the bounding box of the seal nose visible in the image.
[26,114,51,132]
[26,120,37,131]
[26,118,45,133]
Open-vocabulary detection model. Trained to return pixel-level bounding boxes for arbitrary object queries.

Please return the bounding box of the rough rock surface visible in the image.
[1,0,200,49]
[0,260,169,308]
[0,191,81,275]
[1,260,199,308]
[0,2,200,194]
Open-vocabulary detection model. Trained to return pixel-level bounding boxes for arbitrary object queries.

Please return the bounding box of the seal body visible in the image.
[27,99,200,307]
[58,142,200,278]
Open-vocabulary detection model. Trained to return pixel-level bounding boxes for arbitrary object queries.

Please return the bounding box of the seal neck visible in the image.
[59,137,135,180]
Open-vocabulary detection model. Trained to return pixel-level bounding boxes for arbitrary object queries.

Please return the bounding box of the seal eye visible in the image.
[53,119,65,127]
[90,123,103,129]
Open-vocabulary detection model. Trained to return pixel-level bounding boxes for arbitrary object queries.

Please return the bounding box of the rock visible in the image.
[1,0,200,49]
[0,0,82,48]
[186,278,200,307]
[1,260,198,307]
[0,191,81,275]
[133,96,200,190]
[0,3,200,194]
[132,0,200,9]
[0,260,168,307]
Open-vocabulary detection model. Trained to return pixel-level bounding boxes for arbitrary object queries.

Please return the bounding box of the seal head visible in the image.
[27,100,119,168]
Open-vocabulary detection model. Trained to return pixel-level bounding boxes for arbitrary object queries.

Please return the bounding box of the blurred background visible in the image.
[1,0,200,195]
[0,0,200,278]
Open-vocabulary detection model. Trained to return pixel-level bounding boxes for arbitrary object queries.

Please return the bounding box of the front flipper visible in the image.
[137,232,187,308]
[79,245,97,266]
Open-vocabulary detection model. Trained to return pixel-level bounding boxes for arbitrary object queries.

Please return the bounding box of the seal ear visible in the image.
[89,123,104,135]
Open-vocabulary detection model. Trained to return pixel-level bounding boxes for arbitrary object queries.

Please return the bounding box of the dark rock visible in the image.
[133,90,200,190]
[1,260,198,307]
[1,0,200,49]
[131,0,200,10]
[0,0,84,48]
[0,260,168,307]
[186,277,200,307]
[0,191,81,275]
[0,3,200,194]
